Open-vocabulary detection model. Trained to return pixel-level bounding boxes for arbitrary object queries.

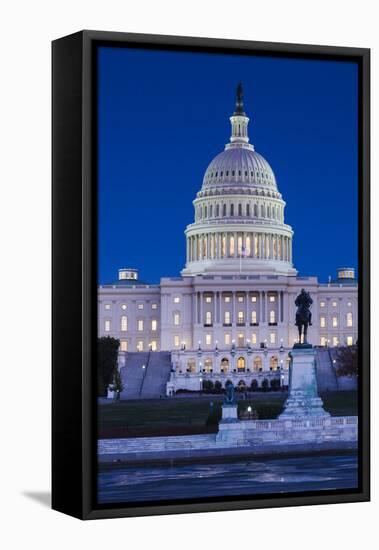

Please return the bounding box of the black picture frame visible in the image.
[52,30,370,520]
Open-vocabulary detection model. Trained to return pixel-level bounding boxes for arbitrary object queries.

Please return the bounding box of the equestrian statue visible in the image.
[295,289,313,345]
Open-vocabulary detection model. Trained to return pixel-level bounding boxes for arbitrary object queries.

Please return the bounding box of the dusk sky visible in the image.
[98,46,358,285]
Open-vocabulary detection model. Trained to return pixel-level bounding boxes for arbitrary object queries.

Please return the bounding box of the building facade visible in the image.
[98,86,358,394]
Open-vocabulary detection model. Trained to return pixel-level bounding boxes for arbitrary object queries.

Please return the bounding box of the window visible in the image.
[346,336,353,346]
[237,311,244,324]
[137,319,144,331]
[269,296,276,302]
[173,312,180,326]
[150,340,157,351]
[270,356,278,370]
[224,296,231,303]
[320,336,327,346]
[253,356,262,372]
[120,315,128,331]
[151,303,158,310]
[120,340,128,352]
[346,312,353,327]
[251,296,257,302]
[320,301,325,308]
[205,296,212,303]
[225,333,231,345]
[205,311,212,325]
[104,303,111,310]
[269,310,276,323]
[121,304,127,310]
[151,319,157,331]
[332,336,339,346]
[251,333,257,344]
[251,310,257,324]
[320,317,326,328]
[205,334,212,345]
[332,316,338,328]
[237,296,244,302]
[138,304,144,310]
[270,332,276,344]
[173,296,180,303]
[332,301,337,307]
[204,358,213,373]
[137,340,144,351]
[174,335,180,347]
[237,333,244,347]
[104,320,111,332]
[237,357,245,371]
[224,311,231,324]
[187,359,196,373]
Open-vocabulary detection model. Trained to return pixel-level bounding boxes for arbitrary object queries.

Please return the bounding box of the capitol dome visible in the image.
[181,84,297,278]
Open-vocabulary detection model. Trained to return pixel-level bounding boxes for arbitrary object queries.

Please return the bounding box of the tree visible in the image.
[335,345,358,377]
[202,380,214,393]
[97,336,120,396]
[250,379,259,391]
[270,378,280,391]
[214,380,223,393]
[261,378,269,392]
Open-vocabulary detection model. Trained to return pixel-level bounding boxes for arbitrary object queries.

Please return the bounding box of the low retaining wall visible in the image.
[98,416,357,464]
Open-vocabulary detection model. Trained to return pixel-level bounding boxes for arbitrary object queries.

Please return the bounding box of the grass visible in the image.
[98,391,357,438]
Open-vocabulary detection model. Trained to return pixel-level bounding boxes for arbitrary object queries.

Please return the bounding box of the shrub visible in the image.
[250,379,259,391]
[261,378,269,392]
[202,380,214,393]
[214,380,223,393]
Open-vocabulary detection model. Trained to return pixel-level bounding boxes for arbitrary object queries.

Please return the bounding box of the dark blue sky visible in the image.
[98,46,358,284]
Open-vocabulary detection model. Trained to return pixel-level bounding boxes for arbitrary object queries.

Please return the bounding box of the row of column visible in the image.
[193,290,285,325]
[187,232,292,263]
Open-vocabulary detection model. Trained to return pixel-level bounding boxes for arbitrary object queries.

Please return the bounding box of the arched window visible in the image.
[220,357,229,373]
[246,204,250,216]
[223,204,227,217]
[204,205,207,218]
[261,204,265,217]
[347,312,353,327]
[253,356,262,372]
[200,206,203,219]
[230,204,234,216]
[238,204,242,216]
[204,358,213,373]
[237,357,245,371]
[254,204,258,217]
[216,204,220,217]
[267,205,271,218]
[209,204,213,217]
[120,315,127,331]
[270,356,279,371]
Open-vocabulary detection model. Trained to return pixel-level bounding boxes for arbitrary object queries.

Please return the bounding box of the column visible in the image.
[232,291,236,324]
[278,291,281,323]
[200,291,203,325]
[234,231,238,258]
[192,292,197,326]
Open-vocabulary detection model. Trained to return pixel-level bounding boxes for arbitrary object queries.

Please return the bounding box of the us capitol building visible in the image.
[98,85,358,395]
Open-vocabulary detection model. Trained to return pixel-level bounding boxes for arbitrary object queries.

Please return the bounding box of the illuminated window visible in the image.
[346,312,353,327]
[121,304,127,310]
[206,334,212,345]
[332,316,338,328]
[269,310,276,323]
[320,336,327,346]
[151,319,157,331]
[270,332,276,344]
[104,320,111,332]
[120,340,128,352]
[137,340,144,351]
[174,335,180,347]
[137,319,144,331]
[253,356,262,371]
[269,296,275,302]
[320,301,325,308]
[138,304,144,310]
[224,296,231,303]
[237,296,244,302]
[237,357,245,371]
[173,312,181,326]
[270,356,278,370]
[151,303,157,309]
[224,311,231,324]
[205,296,212,303]
[332,336,339,346]
[120,316,128,331]
[237,333,244,347]
[104,304,111,310]
[205,311,212,325]
[332,301,337,307]
[251,310,257,324]
[320,317,326,328]
[251,333,257,344]
[251,296,257,303]
[237,311,244,324]
[173,296,180,303]
[346,336,353,346]
[187,359,196,373]
[225,333,231,345]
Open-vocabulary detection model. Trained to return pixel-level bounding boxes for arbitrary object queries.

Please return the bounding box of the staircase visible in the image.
[119,352,150,399]
[140,351,172,399]
[119,351,172,400]
[315,348,338,392]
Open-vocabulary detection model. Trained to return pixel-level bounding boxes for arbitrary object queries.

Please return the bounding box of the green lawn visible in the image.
[98,391,357,438]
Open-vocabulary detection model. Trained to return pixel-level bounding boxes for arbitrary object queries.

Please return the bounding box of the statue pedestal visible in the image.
[221,403,238,423]
[280,346,329,418]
